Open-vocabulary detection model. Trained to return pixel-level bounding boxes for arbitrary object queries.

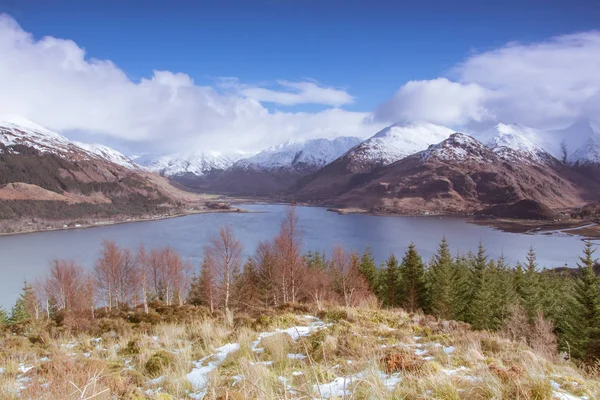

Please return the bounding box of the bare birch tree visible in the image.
[94,240,122,310]
[205,226,242,312]
[136,244,150,313]
[273,206,305,304]
[45,260,93,314]
[330,246,369,309]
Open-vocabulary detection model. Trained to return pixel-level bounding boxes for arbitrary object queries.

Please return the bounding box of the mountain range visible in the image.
[2,115,600,220]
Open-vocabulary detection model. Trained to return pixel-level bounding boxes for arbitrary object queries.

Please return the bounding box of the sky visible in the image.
[0,0,599,154]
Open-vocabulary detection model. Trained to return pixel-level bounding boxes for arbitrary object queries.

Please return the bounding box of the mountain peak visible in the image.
[0,115,54,134]
[0,117,139,169]
[346,121,454,169]
[568,135,600,166]
[567,117,597,133]
[421,133,489,162]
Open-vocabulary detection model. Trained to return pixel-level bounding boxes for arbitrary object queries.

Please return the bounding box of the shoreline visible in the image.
[2,198,598,240]
[324,206,599,239]
[0,206,249,237]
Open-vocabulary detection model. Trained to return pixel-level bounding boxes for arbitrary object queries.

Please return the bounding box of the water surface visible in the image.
[0,204,588,308]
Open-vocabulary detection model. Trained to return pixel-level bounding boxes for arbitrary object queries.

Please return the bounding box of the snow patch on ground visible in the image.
[187,342,241,396]
[288,353,307,360]
[187,315,328,398]
[314,370,402,398]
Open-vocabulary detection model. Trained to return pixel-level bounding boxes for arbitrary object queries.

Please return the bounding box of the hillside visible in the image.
[0,117,206,225]
[1,305,597,399]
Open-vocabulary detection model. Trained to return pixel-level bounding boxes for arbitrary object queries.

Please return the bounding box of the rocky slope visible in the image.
[291,133,593,215]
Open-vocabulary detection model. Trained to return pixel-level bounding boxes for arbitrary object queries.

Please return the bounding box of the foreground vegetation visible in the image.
[1,206,600,398]
[1,304,599,399]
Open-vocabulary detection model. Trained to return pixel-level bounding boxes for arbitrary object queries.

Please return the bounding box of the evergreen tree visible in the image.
[428,238,454,319]
[489,255,517,329]
[187,271,203,306]
[518,247,542,321]
[9,281,36,325]
[193,259,217,312]
[472,243,488,286]
[380,254,400,307]
[449,254,472,321]
[359,246,379,294]
[0,306,8,327]
[466,243,494,329]
[398,243,426,312]
[566,240,600,361]
[538,269,572,325]
[305,251,328,271]
[232,258,262,309]
[468,258,496,330]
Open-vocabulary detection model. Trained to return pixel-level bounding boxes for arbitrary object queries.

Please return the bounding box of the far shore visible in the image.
[0,206,249,237]
[3,198,598,240]
[323,206,599,239]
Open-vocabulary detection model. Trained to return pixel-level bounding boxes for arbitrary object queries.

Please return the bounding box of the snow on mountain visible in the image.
[552,119,600,166]
[568,135,600,166]
[138,151,247,177]
[478,123,552,164]
[421,133,489,162]
[348,121,454,166]
[0,116,139,169]
[236,136,362,172]
[74,142,140,169]
[0,115,75,155]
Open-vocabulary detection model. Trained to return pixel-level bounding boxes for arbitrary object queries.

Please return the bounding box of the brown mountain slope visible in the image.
[290,133,594,215]
[0,142,185,220]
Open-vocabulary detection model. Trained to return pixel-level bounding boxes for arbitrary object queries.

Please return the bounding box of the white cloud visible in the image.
[0,14,376,153]
[375,31,600,128]
[222,78,354,106]
[375,78,490,126]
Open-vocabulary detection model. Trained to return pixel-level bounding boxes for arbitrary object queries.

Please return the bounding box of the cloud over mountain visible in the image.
[0,14,378,154]
[376,31,600,129]
[2,11,599,155]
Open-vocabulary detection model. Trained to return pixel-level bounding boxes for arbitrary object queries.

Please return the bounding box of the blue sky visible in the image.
[3,0,598,112]
[0,0,599,153]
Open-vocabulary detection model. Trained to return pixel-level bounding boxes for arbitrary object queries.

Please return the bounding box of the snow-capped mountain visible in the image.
[235,136,362,172]
[0,116,139,169]
[568,136,600,166]
[0,115,78,156]
[477,123,553,164]
[74,142,140,169]
[421,133,490,162]
[343,121,454,172]
[552,119,600,166]
[138,151,247,177]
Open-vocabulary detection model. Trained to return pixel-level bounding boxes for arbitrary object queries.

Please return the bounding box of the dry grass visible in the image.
[0,306,599,399]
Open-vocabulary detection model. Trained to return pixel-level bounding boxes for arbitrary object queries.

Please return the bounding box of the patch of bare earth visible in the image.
[0,182,112,204]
